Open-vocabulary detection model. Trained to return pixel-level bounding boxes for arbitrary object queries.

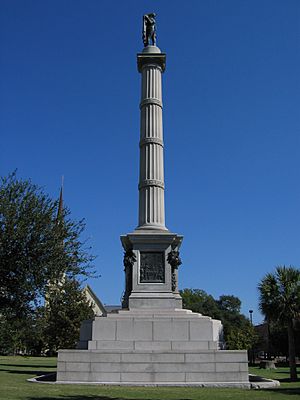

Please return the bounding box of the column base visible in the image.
[120,230,183,310]
[128,292,181,309]
[135,224,168,231]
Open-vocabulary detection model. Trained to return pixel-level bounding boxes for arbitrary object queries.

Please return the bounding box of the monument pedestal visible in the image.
[57,308,249,387]
[121,231,183,310]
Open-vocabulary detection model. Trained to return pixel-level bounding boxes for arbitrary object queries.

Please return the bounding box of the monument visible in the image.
[57,14,249,387]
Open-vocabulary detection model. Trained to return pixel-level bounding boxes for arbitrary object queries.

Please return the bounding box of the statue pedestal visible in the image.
[57,308,249,387]
[121,231,183,310]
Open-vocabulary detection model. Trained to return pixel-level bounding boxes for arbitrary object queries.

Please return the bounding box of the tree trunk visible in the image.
[287,320,298,381]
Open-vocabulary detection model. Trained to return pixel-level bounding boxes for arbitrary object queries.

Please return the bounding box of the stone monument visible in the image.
[56,14,249,387]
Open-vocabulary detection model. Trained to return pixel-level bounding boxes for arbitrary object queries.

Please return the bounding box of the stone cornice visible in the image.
[137,53,166,73]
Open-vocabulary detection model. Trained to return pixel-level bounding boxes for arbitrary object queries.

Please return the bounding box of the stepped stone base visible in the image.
[57,309,249,387]
[57,349,249,387]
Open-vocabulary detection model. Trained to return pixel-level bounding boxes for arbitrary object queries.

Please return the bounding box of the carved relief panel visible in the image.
[139,251,165,283]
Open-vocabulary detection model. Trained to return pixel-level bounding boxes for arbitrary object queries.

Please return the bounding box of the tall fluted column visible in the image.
[136,46,167,231]
[120,43,183,310]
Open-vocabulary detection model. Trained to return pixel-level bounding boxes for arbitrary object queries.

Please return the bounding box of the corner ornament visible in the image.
[167,250,182,269]
[122,249,136,309]
[167,250,182,292]
[123,249,136,270]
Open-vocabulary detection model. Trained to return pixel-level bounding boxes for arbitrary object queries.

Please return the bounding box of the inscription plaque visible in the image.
[140,252,165,283]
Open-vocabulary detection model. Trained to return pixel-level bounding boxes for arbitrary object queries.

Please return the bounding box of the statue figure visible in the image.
[142,13,156,47]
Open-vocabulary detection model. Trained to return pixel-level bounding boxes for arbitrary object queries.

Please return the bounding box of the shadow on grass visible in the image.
[26,397,152,400]
[26,397,122,400]
[262,375,300,396]
[0,363,55,369]
[36,372,57,381]
[272,371,300,374]
[265,388,300,396]
[0,362,56,379]
[0,368,53,376]
[276,377,300,383]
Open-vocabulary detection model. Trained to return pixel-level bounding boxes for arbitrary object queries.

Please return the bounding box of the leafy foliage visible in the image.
[258,266,300,381]
[0,172,95,318]
[43,277,94,353]
[180,289,221,319]
[0,279,94,355]
[180,288,257,350]
[258,266,300,324]
[0,310,44,355]
[226,323,256,350]
[0,172,96,355]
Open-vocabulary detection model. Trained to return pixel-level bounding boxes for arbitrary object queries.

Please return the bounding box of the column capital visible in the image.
[137,53,166,73]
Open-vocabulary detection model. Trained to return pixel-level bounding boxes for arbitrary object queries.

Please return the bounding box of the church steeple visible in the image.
[56,176,64,224]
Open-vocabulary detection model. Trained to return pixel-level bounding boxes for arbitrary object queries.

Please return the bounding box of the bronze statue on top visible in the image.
[142,13,156,47]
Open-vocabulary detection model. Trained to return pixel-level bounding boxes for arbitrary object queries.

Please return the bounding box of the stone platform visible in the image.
[56,309,249,387]
[57,349,249,387]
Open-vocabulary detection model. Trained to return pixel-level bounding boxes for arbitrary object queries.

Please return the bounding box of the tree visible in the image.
[217,295,241,314]
[180,288,256,350]
[0,309,44,355]
[226,322,256,350]
[180,288,221,320]
[258,266,300,381]
[216,295,251,344]
[0,172,95,319]
[0,279,94,356]
[43,277,94,353]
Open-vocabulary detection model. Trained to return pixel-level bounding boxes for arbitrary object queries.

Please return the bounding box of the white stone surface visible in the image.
[57,305,249,386]
[185,353,215,363]
[78,308,224,351]
[142,45,161,54]
[153,319,189,341]
[95,341,134,350]
[57,347,249,386]
[137,50,166,230]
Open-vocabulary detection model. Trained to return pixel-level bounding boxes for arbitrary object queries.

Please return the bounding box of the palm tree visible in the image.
[258,266,300,381]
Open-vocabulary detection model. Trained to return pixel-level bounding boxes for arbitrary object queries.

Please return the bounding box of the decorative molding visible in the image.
[139,137,163,147]
[167,250,182,269]
[123,249,136,269]
[140,98,163,109]
[137,53,166,72]
[139,179,164,190]
[171,273,177,292]
[122,249,136,309]
[167,250,182,292]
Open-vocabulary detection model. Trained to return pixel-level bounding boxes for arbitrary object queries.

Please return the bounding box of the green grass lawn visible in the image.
[0,356,299,400]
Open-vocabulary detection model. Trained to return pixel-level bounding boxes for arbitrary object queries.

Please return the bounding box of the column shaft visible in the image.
[137,60,167,230]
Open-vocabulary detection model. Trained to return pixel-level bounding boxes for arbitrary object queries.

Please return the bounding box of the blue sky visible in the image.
[1,0,299,324]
